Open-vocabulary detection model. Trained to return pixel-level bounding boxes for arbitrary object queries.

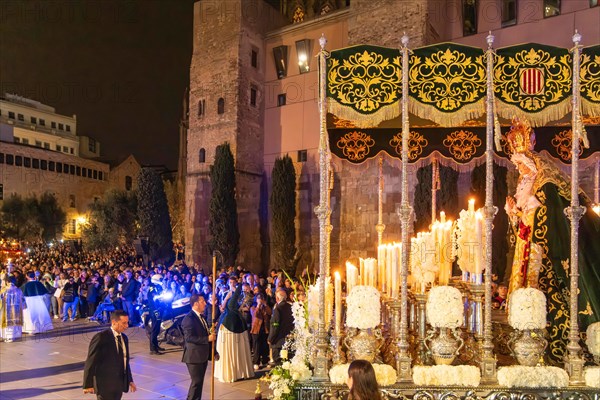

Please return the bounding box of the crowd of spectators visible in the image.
[1,240,300,369]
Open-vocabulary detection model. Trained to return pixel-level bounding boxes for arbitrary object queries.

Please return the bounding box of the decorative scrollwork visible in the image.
[443,130,482,161]
[328,49,401,113]
[550,129,583,161]
[494,47,572,111]
[581,48,600,104]
[409,47,486,112]
[390,131,428,161]
[336,131,375,161]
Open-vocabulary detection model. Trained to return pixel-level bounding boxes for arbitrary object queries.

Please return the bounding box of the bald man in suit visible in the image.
[83,310,136,400]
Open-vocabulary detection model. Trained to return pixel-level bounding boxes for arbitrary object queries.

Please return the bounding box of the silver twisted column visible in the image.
[564,30,585,385]
[313,33,330,381]
[480,32,497,384]
[396,33,413,383]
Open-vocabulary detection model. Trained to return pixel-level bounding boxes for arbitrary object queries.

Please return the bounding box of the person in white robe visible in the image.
[1,276,26,342]
[22,272,53,334]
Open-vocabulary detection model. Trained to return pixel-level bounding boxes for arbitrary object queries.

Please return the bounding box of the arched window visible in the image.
[217,98,225,114]
[199,148,206,163]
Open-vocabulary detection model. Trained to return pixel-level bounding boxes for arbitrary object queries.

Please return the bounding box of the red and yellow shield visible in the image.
[519,68,545,95]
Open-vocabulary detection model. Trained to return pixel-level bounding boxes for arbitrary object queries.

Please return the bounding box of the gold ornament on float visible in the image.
[389,131,428,161]
[336,131,375,161]
[551,129,584,161]
[443,130,482,161]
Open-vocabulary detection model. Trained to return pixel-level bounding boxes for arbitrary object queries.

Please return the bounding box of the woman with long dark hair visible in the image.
[346,360,381,400]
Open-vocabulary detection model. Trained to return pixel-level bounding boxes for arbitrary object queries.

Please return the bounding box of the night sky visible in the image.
[1,0,195,170]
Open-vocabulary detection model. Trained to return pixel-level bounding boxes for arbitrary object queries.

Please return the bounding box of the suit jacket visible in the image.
[181,310,212,364]
[83,329,133,396]
[267,301,294,346]
[121,279,139,302]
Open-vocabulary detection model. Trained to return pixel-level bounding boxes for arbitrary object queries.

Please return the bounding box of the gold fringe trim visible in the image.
[495,97,572,127]
[581,97,600,118]
[408,98,485,127]
[327,100,400,129]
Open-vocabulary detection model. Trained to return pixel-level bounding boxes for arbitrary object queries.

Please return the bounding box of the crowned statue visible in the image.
[504,118,600,365]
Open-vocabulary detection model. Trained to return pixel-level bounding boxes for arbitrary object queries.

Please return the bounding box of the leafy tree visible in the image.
[270,155,297,275]
[0,194,42,240]
[82,190,138,250]
[164,179,185,244]
[38,192,67,241]
[137,168,173,263]
[209,142,239,266]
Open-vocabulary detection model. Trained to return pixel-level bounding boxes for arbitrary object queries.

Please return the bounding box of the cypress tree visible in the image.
[209,143,239,266]
[270,155,297,275]
[137,168,173,263]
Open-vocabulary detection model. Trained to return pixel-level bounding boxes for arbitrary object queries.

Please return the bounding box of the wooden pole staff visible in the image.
[211,251,217,400]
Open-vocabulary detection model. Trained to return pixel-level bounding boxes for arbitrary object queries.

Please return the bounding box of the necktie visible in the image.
[116,335,125,368]
[199,314,209,333]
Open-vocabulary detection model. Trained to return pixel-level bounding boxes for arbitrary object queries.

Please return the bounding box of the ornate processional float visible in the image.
[262,32,600,400]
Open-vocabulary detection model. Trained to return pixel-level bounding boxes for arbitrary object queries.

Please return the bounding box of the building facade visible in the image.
[186,0,600,271]
[0,94,141,239]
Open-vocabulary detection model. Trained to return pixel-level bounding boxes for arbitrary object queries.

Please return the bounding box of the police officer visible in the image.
[146,274,165,355]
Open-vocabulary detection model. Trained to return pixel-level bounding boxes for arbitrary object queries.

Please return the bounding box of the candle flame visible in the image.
[335,271,340,279]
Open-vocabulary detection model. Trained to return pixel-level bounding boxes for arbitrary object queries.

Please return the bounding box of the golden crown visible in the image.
[506,117,535,154]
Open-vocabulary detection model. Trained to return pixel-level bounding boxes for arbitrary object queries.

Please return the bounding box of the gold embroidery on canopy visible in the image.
[336,131,375,161]
[442,130,482,161]
[389,131,428,161]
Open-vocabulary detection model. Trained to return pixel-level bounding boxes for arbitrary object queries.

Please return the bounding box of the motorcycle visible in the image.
[141,296,190,347]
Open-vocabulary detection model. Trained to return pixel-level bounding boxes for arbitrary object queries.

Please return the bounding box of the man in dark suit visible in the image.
[182,293,215,400]
[120,270,139,326]
[83,310,136,400]
[267,289,294,365]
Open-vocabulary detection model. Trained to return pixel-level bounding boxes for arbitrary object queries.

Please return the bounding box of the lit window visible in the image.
[501,0,517,27]
[544,0,560,17]
[295,39,311,74]
[463,0,478,36]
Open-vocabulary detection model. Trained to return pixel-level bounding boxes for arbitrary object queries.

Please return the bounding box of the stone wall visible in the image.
[347,0,430,48]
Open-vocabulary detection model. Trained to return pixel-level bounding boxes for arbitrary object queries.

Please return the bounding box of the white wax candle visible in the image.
[334,271,342,334]
[391,243,399,298]
[359,258,365,286]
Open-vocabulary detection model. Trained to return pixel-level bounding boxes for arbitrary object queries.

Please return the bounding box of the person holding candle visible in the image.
[504,117,600,365]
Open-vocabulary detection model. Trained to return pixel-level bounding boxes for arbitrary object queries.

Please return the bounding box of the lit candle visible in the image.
[334,271,342,334]
[378,245,386,293]
[346,262,358,295]
[391,243,399,298]
[440,211,446,224]
[474,210,483,275]
[359,258,365,286]
[468,198,475,213]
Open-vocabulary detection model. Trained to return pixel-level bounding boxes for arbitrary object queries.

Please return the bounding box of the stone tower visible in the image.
[186,1,286,270]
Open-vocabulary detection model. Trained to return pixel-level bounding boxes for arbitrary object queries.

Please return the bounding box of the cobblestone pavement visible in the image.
[0,320,265,400]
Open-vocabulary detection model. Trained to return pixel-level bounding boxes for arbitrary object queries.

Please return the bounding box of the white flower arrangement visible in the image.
[263,360,312,400]
[289,301,313,366]
[508,288,547,330]
[307,277,333,332]
[584,367,600,388]
[329,363,397,386]
[345,285,381,330]
[412,365,480,387]
[426,286,463,329]
[586,322,600,357]
[497,366,568,388]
